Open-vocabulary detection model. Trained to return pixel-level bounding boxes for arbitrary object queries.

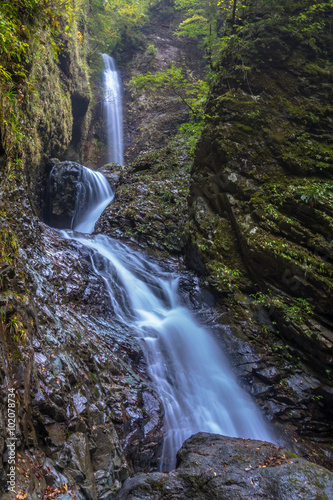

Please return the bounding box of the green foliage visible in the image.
[177,13,208,39]
[173,1,333,71]
[175,122,204,156]
[145,43,158,57]
[89,0,158,57]
[0,0,75,86]
[251,291,314,325]
[0,229,19,266]
[0,309,27,344]
[174,0,245,67]
[208,260,243,291]
[214,0,333,74]
[129,65,209,120]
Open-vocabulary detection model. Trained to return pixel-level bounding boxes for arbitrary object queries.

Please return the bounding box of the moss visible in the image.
[304,62,332,76]
[238,124,254,134]
[0,0,92,215]
[147,478,166,491]
[251,291,315,327]
[207,261,244,292]
[96,143,192,255]
[0,228,19,265]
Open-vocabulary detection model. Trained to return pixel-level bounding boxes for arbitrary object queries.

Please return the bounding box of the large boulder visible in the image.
[46,161,84,228]
[116,433,333,499]
[45,161,115,230]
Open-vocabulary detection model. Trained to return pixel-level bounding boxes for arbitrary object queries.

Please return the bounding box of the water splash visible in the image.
[61,165,274,470]
[72,167,114,234]
[101,54,124,165]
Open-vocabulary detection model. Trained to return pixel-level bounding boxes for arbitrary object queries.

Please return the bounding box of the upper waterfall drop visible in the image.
[101,54,124,166]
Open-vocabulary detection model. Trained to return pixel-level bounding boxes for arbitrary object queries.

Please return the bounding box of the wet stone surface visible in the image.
[1,222,164,499]
[95,149,191,256]
[115,433,333,500]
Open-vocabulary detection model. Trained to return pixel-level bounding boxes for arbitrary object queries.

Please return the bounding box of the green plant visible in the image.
[173,121,205,156]
[251,290,314,326]
[129,65,209,120]
[145,43,158,56]
[311,394,323,402]
[89,0,157,58]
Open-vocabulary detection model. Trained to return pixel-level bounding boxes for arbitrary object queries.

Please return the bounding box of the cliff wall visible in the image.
[187,0,333,463]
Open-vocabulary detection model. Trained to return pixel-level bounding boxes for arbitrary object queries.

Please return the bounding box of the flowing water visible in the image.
[71,167,114,233]
[60,166,274,471]
[101,53,124,165]
[56,55,274,470]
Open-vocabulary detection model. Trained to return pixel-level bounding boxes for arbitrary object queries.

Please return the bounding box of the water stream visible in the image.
[60,167,274,470]
[71,167,114,233]
[101,53,124,165]
[55,55,274,470]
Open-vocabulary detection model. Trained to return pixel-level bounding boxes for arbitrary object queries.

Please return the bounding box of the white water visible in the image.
[101,53,124,165]
[71,168,114,233]
[61,166,274,470]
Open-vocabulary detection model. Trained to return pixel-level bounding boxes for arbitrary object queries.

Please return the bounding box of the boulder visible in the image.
[116,433,333,499]
[47,161,83,228]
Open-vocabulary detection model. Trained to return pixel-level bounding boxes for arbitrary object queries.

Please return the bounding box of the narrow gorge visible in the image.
[1,1,333,499]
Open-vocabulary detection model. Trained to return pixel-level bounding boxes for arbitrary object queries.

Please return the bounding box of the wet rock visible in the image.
[250,380,273,398]
[186,1,333,464]
[43,458,68,487]
[57,496,79,500]
[46,423,66,447]
[47,161,83,228]
[66,433,96,498]
[253,366,281,385]
[115,433,333,499]
[0,221,164,497]
[98,164,121,187]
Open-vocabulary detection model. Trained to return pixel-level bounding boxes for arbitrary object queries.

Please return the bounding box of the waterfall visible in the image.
[71,168,114,234]
[101,54,124,165]
[60,165,274,471]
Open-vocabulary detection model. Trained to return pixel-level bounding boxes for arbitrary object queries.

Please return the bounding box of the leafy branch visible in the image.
[129,65,209,121]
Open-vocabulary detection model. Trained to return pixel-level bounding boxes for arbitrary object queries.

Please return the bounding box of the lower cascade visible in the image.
[57,165,274,470]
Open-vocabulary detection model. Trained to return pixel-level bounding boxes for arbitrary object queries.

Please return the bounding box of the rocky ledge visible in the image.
[95,149,190,256]
[0,220,163,499]
[116,432,333,499]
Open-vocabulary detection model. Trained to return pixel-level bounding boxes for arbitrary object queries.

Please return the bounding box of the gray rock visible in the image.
[115,433,333,499]
[66,432,96,498]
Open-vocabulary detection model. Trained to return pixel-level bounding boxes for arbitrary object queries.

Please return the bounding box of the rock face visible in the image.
[187,1,333,462]
[95,149,190,255]
[46,161,83,228]
[0,222,164,499]
[115,433,333,499]
[121,5,204,163]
